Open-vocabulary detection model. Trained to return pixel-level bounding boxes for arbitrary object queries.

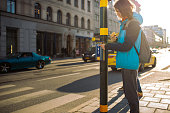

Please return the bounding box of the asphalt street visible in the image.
[0,48,169,113]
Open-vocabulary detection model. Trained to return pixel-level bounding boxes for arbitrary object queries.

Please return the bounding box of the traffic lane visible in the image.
[0,61,99,84]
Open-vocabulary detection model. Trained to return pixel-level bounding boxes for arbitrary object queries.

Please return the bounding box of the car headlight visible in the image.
[92,54,95,57]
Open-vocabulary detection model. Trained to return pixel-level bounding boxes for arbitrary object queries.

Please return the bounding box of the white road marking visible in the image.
[139,72,155,80]
[73,67,98,72]
[0,90,55,107]
[0,84,15,89]
[12,94,85,113]
[0,87,34,96]
[37,73,80,81]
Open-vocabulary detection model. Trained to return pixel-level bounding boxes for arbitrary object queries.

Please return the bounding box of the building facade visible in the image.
[142,26,166,48]
[0,0,94,58]
[93,0,119,42]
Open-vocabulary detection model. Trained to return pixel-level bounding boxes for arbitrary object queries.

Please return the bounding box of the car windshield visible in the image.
[6,53,21,58]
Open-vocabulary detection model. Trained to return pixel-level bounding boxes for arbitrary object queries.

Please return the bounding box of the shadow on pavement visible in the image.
[57,71,122,93]
[57,67,154,93]
[93,90,130,113]
[56,61,95,66]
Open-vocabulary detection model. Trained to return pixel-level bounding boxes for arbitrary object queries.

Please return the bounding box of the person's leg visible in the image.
[137,77,143,97]
[122,69,139,113]
[137,77,142,92]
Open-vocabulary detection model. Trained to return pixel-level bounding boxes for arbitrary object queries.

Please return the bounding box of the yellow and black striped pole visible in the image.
[100,0,108,113]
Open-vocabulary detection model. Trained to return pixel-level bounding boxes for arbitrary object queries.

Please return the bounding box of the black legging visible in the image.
[122,69,139,113]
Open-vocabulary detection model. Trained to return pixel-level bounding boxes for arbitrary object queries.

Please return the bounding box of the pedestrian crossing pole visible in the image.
[100,0,108,113]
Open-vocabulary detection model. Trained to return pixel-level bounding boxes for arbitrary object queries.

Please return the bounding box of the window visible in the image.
[47,7,52,21]
[81,0,84,10]
[66,13,71,26]
[7,0,16,13]
[35,3,41,19]
[87,19,90,29]
[74,15,78,27]
[74,0,78,7]
[57,10,62,24]
[88,1,91,12]
[81,17,84,29]
[67,0,71,4]
[6,27,18,55]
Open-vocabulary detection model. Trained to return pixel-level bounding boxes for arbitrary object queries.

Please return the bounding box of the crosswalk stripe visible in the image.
[37,73,80,81]
[0,90,55,107]
[12,94,85,113]
[0,87,34,96]
[0,84,15,89]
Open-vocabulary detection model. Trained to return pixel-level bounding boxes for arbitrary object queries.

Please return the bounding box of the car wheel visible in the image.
[139,64,145,72]
[0,63,11,73]
[111,67,117,71]
[152,58,156,67]
[36,61,45,69]
[84,59,87,62]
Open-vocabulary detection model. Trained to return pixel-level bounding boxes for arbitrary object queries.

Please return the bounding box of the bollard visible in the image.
[100,0,108,113]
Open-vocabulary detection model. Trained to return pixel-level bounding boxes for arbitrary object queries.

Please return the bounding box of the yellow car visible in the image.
[108,50,156,71]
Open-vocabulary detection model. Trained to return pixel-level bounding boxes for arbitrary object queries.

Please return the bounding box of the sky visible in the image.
[137,0,170,41]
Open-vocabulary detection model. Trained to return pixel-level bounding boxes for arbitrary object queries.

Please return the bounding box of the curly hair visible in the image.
[114,0,134,19]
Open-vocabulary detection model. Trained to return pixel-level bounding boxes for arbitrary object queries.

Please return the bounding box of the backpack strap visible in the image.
[124,18,141,56]
[134,45,139,56]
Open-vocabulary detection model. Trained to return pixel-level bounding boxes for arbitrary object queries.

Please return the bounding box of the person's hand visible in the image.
[110,32,118,42]
[99,44,105,50]
[110,36,117,42]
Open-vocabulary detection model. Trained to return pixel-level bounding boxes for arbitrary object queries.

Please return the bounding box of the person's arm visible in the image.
[106,21,141,52]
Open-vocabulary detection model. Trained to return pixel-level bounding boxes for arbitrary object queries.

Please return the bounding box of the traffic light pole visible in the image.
[100,0,108,113]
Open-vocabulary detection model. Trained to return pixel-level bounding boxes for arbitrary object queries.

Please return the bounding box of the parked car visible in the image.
[0,52,52,73]
[82,47,96,62]
[108,50,156,71]
[152,49,159,54]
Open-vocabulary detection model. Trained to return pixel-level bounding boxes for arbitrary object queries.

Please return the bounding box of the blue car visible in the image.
[0,52,52,73]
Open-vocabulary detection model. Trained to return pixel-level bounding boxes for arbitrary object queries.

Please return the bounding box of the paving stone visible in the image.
[143,84,156,87]
[160,88,170,92]
[164,83,170,86]
[146,86,160,90]
[150,90,166,95]
[142,89,151,93]
[155,109,170,113]
[152,83,163,85]
[139,101,149,107]
[161,99,170,104]
[141,86,146,89]
[165,92,170,95]
[147,102,168,109]
[155,94,170,99]
[143,93,154,97]
[139,106,155,113]
[79,106,98,113]
[155,85,169,88]
[142,97,161,103]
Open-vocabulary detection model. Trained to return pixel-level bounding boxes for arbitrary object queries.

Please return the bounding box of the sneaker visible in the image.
[119,86,124,91]
[137,92,143,97]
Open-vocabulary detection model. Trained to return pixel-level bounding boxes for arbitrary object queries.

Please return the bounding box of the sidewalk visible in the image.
[69,74,170,113]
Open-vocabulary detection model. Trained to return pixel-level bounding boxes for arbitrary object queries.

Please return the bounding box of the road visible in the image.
[0,48,169,113]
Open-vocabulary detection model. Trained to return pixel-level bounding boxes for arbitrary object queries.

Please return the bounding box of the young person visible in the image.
[99,0,144,112]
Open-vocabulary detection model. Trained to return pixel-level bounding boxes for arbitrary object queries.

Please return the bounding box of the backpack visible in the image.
[125,19,151,63]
